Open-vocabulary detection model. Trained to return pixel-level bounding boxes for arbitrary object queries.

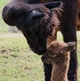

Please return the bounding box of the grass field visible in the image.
[0,0,80,81]
[0,32,80,81]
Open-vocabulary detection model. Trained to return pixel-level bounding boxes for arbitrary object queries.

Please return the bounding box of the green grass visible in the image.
[0,33,44,81]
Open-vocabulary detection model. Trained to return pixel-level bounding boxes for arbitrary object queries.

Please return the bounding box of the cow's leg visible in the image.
[43,32,57,81]
[68,50,78,81]
[43,63,52,81]
[60,23,78,81]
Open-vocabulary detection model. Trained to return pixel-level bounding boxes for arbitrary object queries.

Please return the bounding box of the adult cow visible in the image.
[2,0,79,81]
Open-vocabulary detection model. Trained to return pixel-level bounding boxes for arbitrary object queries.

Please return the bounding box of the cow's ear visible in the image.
[2,5,26,26]
[2,6,18,26]
[44,1,63,9]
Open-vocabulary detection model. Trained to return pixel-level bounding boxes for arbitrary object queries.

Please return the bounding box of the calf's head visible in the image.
[42,41,75,64]
[2,1,63,55]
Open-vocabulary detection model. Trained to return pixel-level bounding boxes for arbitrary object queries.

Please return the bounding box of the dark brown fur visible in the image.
[2,1,62,54]
[2,0,78,81]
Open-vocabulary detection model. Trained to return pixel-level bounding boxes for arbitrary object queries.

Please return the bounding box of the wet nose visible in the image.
[38,47,46,54]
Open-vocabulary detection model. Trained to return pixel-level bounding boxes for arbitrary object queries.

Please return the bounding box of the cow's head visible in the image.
[2,1,63,55]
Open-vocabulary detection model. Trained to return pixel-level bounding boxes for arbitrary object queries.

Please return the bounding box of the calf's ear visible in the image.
[66,42,76,51]
[60,42,76,54]
[44,1,63,9]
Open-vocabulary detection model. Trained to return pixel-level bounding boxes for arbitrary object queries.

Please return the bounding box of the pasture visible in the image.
[0,0,80,81]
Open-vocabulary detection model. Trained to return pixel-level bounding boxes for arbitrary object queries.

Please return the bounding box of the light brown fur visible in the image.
[42,41,75,81]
